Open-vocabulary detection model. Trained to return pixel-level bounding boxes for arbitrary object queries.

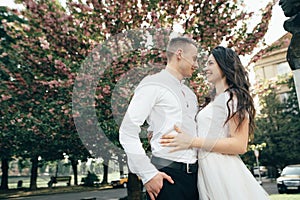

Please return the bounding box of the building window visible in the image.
[278,92,289,103]
[277,62,291,76]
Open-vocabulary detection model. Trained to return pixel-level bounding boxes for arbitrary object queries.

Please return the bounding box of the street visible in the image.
[262,180,278,195]
[13,180,278,200]
[14,188,127,200]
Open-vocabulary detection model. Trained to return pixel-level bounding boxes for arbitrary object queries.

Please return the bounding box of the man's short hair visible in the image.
[166,37,197,60]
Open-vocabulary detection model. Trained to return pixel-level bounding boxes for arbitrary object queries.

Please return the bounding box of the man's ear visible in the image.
[176,48,183,59]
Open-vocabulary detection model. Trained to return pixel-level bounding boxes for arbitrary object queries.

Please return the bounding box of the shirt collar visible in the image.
[162,69,186,85]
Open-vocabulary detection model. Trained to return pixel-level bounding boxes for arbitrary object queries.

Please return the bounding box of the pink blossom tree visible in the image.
[1,0,275,193]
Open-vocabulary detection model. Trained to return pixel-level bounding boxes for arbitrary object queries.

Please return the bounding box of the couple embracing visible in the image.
[119,37,270,200]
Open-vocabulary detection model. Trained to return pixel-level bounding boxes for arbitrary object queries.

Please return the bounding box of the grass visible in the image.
[270,194,300,200]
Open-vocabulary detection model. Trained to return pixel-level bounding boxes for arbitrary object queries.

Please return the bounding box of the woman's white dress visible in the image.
[196,92,269,200]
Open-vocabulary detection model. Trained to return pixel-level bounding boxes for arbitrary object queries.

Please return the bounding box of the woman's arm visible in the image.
[160,115,249,155]
[192,115,249,154]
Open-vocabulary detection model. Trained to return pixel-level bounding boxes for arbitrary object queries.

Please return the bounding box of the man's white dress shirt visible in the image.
[119,69,198,184]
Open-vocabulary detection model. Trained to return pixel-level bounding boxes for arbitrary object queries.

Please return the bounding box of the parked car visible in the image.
[111,174,129,188]
[253,166,268,177]
[110,174,143,189]
[277,164,300,194]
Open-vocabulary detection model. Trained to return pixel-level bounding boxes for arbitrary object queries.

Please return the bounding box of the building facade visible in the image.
[253,33,292,101]
[254,33,292,81]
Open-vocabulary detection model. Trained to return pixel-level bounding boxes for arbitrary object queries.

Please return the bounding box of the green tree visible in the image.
[251,75,300,171]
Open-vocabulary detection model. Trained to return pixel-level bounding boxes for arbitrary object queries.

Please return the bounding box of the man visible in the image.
[119,37,199,200]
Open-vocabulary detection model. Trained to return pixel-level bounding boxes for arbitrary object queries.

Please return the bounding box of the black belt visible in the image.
[151,156,198,174]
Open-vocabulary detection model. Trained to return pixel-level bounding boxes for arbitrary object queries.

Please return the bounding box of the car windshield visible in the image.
[281,167,300,176]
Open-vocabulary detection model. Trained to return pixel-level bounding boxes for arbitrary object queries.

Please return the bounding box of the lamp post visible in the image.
[254,149,262,185]
[250,143,266,185]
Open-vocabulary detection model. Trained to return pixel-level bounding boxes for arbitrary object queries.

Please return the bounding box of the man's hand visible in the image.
[147,131,153,143]
[144,172,174,200]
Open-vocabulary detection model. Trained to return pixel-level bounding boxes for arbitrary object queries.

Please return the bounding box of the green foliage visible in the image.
[247,74,300,169]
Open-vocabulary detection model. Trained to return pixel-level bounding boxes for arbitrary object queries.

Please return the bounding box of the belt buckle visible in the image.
[186,163,192,174]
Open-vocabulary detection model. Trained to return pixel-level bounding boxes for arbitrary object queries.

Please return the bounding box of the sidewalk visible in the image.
[0,185,112,199]
[0,178,277,199]
[260,178,278,195]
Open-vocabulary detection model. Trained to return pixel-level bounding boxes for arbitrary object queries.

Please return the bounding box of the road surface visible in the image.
[14,180,278,200]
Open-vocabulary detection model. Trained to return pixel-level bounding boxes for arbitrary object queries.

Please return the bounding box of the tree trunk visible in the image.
[70,159,78,185]
[29,156,38,190]
[101,157,109,184]
[127,172,142,200]
[118,155,124,177]
[0,158,9,190]
[55,162,59,177]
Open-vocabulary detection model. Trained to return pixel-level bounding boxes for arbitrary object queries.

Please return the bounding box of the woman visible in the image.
[160,46,270,200]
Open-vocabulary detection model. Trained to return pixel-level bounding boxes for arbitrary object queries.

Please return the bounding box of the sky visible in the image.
[244,0,287,45]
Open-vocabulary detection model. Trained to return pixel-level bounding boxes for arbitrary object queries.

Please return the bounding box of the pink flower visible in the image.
[102,85,111,94]
[47,55,53,60]
[0,52,8,57]
[1,94,12,101]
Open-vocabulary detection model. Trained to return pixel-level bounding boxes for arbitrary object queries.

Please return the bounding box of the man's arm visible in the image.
[119,84,159,183]
[119,84,174,199]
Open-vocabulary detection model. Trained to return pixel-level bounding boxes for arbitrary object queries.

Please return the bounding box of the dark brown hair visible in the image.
[212,46,256,138]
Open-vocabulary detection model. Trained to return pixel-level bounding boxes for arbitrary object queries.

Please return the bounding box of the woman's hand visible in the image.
[160,125,195,153]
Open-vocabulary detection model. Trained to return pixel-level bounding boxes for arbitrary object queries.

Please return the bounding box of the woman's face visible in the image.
[203,54,224,84]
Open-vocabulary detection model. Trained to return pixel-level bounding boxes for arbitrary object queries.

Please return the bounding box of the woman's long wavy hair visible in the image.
[211,46,256,139]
